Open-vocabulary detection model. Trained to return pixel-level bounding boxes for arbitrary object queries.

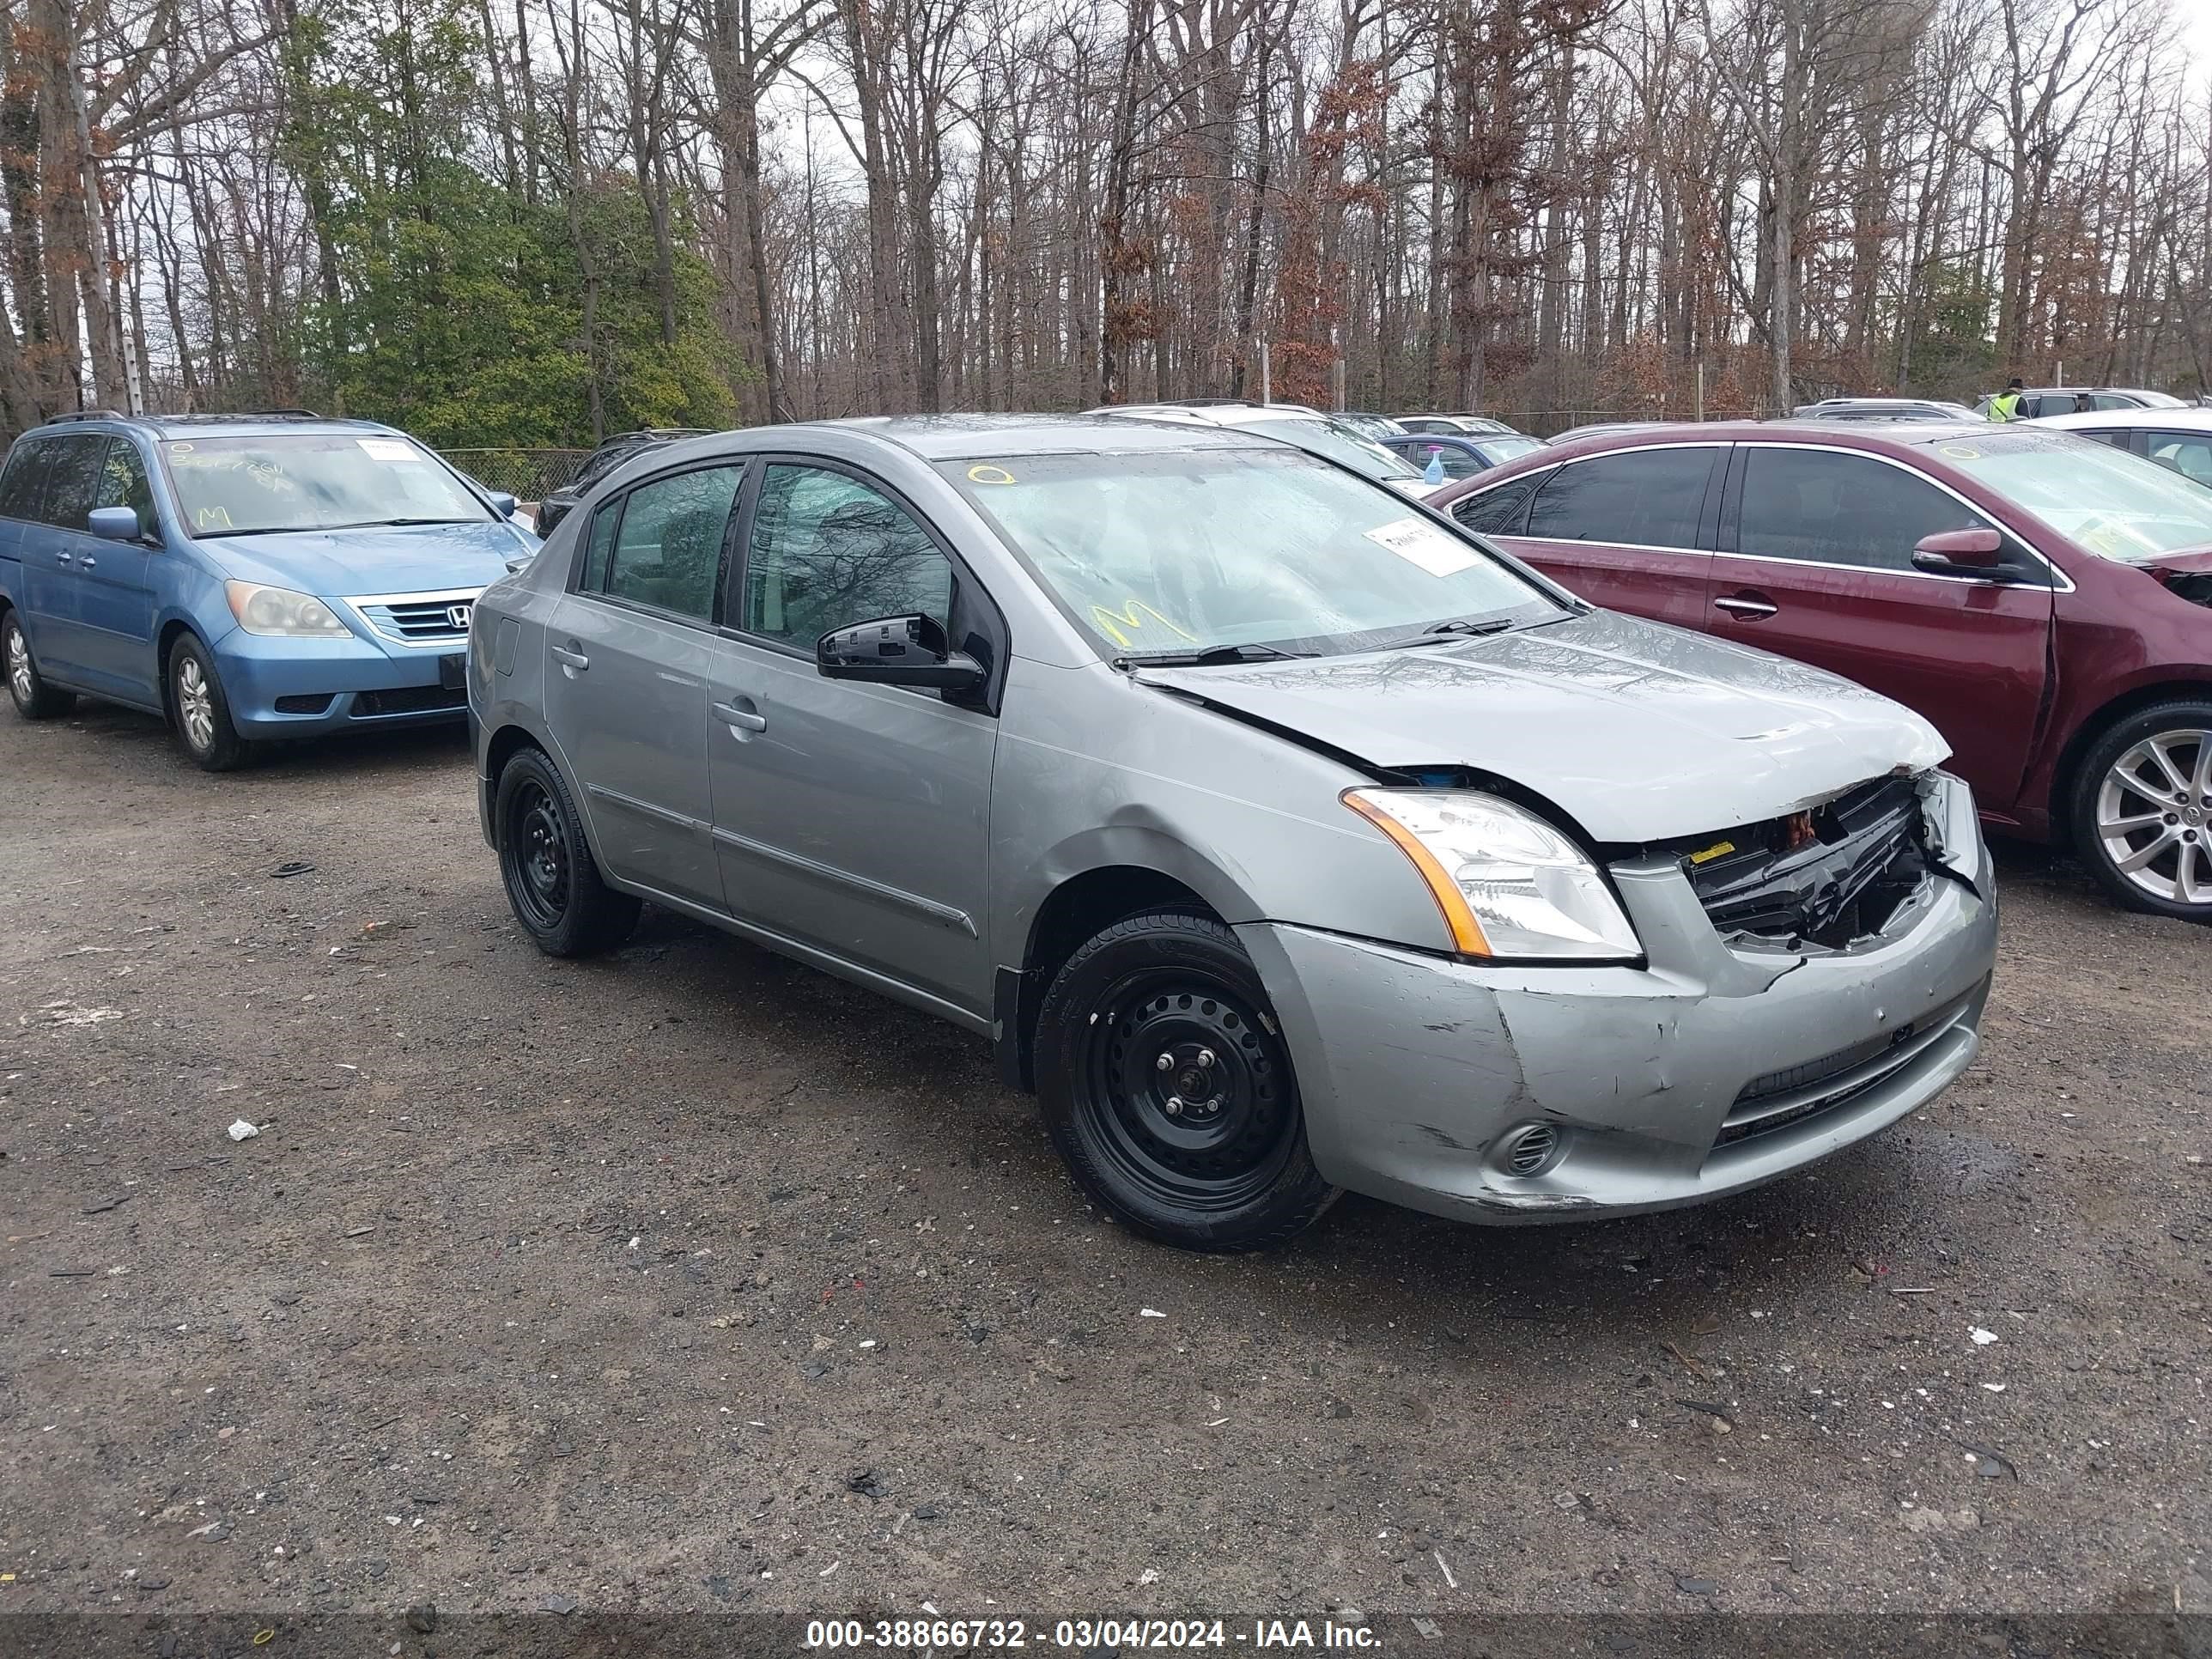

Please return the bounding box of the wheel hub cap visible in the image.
[6,623,29,702]
[177,659,214,750]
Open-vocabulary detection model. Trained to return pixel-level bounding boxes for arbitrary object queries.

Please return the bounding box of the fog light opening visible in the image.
[1498,1122,1561,1178]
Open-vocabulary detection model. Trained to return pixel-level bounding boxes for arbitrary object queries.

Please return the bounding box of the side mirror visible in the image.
[488,490,520,518]
[87,505,145,544]
[817,613,985,693]
[1911,526,2006,578]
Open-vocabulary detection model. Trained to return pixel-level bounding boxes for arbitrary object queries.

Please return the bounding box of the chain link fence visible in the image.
[439,448,593,503]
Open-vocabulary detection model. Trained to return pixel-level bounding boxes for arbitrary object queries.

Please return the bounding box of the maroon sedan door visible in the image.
[1710,443,2055,820]
[1457,445,1723,629]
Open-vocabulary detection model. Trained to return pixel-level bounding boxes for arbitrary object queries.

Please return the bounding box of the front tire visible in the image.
[1034,909,1339,1252]
[495,746,641,957]
[167,635,253,771]
[3,611,76,720]
[2071,699,2212,921]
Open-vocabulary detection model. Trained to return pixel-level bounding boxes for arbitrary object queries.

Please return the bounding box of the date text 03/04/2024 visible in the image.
[802,1617,1384,1649]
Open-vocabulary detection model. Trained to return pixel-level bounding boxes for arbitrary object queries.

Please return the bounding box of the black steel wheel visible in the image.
[1035,909,1337,1251]
[495,745,641,956]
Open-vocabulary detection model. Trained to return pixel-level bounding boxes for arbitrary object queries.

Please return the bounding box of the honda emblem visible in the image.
[447,604,473,632]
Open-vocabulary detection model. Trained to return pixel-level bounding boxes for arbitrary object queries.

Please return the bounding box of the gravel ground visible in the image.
[1,702,2207,1632]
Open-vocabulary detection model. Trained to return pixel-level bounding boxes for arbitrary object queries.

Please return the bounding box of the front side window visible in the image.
[740,465,952,646]
[603,465,741,621]
[1736,448,1990,572]
[943,447,1565,659]
[1931,430,2212,563]
[1452,475,1540,535]
[1525,447,1715,549]
[95,440,156,538]
[159,433,489,537]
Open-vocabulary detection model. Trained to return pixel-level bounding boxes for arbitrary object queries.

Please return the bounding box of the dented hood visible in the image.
[1140,609,1950,842]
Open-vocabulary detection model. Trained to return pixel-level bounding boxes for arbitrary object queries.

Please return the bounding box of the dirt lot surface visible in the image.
[2,703,2208,1636]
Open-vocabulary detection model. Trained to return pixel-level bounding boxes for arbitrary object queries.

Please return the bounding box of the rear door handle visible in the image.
[77,555,95,570]
[1713,594,1778,619]
[712,697,768,734]
[550,644,590,672]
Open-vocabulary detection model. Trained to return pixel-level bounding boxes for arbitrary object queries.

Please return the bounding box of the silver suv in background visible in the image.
[469,415,1997,1251]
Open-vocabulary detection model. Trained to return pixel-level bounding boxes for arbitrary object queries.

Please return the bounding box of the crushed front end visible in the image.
[1239,770,1996,1225]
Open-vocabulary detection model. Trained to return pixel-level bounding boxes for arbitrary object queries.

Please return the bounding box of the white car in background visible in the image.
[2029,405,2212,486]
[1089,400,1443,499]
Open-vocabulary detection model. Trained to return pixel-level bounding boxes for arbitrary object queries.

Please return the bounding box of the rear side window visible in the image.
[2143,430,2212,487]
[1735,448,1990,572]
[39,434,108,531]
[580,501,620,590]
[0,439,52,521]
[1399,442,1485,480]
[601,465,742,621]
[1452,475,1540,535]
[574,441,642,492]
[1526,447,1714,548]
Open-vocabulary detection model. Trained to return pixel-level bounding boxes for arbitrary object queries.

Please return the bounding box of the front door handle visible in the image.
[55,550,71,564]
[550,643,590,672]
[712,697,768,736]
[1713,593,1778,620]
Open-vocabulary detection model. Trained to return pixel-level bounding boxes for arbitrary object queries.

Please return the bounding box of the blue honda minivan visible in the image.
[0,410,539,769]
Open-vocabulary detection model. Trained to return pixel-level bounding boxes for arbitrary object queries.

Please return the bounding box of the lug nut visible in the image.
[1196,1048,1216,1068]
[1164,1097,1183,1115]
[1155,1054,1174,1072]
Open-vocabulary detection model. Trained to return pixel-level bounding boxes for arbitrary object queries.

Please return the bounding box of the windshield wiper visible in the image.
[1372,615,1522,649]
[1115,642,1311,668]
[318,517,483,530]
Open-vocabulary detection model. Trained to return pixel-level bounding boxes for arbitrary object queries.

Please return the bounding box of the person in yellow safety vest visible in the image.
[1988,378,2026,421]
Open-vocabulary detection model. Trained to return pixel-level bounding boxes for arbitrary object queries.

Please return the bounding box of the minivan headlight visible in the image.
[226,581,350,638]
[1344,788,1641,962]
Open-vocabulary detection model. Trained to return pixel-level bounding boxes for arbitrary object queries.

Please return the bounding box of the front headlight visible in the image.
[1344,787,1641,962]
[226,581,350,638]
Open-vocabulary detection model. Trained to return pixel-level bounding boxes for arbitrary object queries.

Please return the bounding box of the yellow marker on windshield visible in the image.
[967,464,1016,485]
[1089,600,1196,650]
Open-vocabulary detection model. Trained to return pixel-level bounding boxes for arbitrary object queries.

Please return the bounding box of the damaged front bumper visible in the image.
[1240,773,1996,1225]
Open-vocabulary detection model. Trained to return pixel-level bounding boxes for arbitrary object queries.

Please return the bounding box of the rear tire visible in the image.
[167,634,253,771]
[495,745,641,957]
[2070,699,2212,921]
[1034,909,1339,1252]
[3,611,76,720]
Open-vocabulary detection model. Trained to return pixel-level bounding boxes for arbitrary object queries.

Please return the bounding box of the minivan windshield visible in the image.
[943,447,1567,658]
[1241,417,1425,483]
[1933,432,2212,563]
[159,433,489,538]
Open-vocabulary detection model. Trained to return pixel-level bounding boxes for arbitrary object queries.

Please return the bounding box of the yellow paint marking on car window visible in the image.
[194,505,234,529]
[967,464,1017,485]
[1089,600,1196,650]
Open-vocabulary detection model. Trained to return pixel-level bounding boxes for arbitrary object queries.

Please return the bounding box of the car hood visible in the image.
[1139,609,1950,842]
[194,520,534,597]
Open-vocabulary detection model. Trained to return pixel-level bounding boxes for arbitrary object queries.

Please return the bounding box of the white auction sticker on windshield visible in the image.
[1364,516,1481,577]
[356,437,416,462]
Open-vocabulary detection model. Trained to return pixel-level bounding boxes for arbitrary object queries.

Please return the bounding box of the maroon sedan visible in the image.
[1430,420,2212,921]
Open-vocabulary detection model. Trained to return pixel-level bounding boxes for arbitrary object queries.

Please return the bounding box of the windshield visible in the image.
[941,447,1565,659]
[1476,437,1546,464]
[2136,391,2187,409]
[160,434,489,537]
[1934,432,2212,562]
[1242,417,1423,481]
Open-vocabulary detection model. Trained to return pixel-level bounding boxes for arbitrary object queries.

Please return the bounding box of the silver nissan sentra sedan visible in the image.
[468,414,1998,1252]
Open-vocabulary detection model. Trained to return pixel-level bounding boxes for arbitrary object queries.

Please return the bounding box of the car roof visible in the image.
[1088,403,1334,430]
[32,410,400,442]
[2032,407,2212,431]
[818,412,1273,459]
